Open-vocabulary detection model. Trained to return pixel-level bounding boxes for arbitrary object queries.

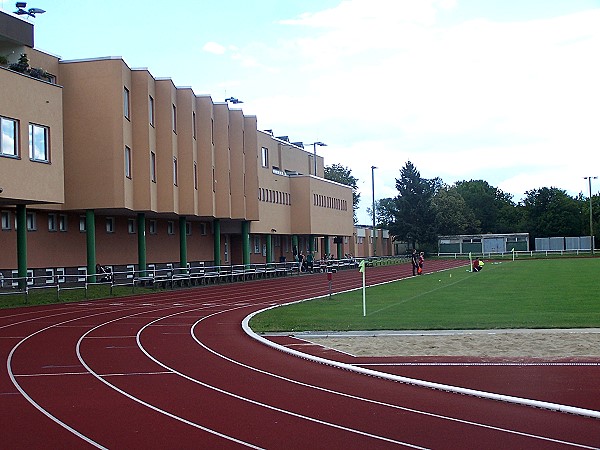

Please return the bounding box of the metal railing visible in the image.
[0,257,376,301]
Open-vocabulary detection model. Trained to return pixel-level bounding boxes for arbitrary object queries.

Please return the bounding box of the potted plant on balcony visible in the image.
[8,53,29,73]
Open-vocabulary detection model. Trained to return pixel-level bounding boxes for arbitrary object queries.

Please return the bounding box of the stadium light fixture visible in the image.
[303,142,327,176]
[372,165,377,257]
[584,176,598,254]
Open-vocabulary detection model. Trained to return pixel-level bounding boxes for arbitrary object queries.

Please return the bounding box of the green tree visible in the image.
[368,197,397,228]
[432,186,479,235]
[324,163,360,223]
[453,180,517,233]
[521,187,583,240]
[387,161,440,249]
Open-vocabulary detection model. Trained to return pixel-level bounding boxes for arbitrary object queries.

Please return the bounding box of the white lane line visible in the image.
[357,362,600,367]
[75,305,265,449]
[6,308,139,450]
[238,304,600,448]
[136,308,426,449]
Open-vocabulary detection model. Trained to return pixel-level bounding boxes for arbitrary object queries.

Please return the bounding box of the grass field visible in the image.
[250,258,600,332]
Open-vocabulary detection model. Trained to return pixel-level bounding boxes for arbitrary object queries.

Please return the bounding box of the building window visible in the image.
[48,213,57,232]
[128,218,136,234]
[106,217,115,233]
[149,219,157,235]
[26,212,36,231]
[124,87,130,119]
[125,146,132,179]
[254,236,261,254]
[199,223,207,235]
[261,147,268,168]
[29,123,49,162]
[150,151,156,182]
[192,111,196,139]
[0,116,18,157]
[1,211,11,230]
[172,104,177,133]
[79,216,86,232]
[149,95,155,126]
[194,162,198,190]
[186,222,192,236]
[59,214,67,232]
[167,221,175,235]
[173,157,178,186]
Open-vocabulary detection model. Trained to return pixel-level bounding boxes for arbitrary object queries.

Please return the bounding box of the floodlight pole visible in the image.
[308,142,327,176]
[585,176,597,254]
[371,166,377,257]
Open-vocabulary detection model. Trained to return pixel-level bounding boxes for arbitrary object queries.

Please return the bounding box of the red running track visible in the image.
[1,260,599,449]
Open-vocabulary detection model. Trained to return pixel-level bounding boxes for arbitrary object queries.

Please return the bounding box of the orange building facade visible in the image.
[0,11,391,283]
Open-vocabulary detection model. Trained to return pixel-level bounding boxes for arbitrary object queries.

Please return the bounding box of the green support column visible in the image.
[323,235,330,259]
[86,209,96,283]
[308,234,315,254]
[337,240,343,259]
[213,219,221,267]
[179,216,187,269]
[137,213,146,277]
[16,204,27,290]
[266,234,272,264]
[242,221,250,267]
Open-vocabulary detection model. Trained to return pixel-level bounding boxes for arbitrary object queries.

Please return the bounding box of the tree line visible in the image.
[326,161,599,252]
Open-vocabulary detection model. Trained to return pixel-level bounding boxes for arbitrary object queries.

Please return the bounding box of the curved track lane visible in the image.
[2,261,599,449]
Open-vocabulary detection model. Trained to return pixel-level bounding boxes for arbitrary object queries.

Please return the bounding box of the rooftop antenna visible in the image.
[14,2,45,18]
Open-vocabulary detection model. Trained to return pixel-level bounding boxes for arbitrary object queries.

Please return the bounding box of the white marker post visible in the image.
[359,260,366,316]
[469,251,473,272]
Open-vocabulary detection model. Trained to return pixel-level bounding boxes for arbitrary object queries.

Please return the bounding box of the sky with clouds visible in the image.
[5,0,600,224]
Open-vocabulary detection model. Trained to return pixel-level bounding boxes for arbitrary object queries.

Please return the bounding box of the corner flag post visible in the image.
[469,252,473,272]
[359,260,366,317]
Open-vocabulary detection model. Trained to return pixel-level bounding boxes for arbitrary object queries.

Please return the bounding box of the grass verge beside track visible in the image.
[250,258,600,332]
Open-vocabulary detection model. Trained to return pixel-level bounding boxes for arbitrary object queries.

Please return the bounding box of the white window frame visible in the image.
[150,151,157,183]
[79,216,86,232]
[0,116,18,157]
[261,147,268,168]
[199,223,207,236]
[149,219,157,235]
[173,157,178,186]
[59,214,68,232]
[172,104,177,133]
[167,221,175,235]
[127,218,136,234]
[124,87,130,119]
[26,212,37,231]
[194,162,198,190]
[149,95,155,126]
[125,146,132,179]
[48,213,57,232]
[29,123,49,162]
[1,211,11,230]
[254,236,261,254]
[106,217,115,233]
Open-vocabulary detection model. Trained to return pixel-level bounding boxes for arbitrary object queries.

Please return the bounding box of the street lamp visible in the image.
[306,141,327,176]
[371,165,377,257]
[584,176,597,254]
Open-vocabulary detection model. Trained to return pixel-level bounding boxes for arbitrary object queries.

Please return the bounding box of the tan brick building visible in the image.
[1,10,393,284]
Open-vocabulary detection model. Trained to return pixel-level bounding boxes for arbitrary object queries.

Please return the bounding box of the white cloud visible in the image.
[226,2,600,222]
[202,41,227,55]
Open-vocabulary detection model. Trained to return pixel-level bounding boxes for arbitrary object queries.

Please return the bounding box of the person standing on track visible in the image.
[418,252,424,275]
[411,249,419,276]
